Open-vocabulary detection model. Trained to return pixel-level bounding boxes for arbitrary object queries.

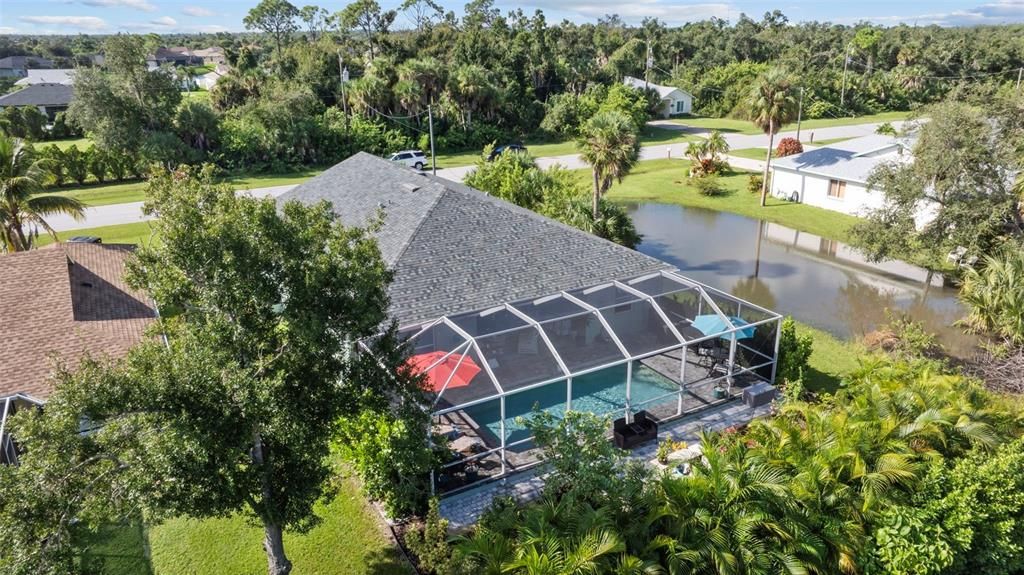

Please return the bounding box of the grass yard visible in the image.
[729,148,774,161]
[797,322,864,394]
[45,137,93,151]
[148,474,413,575]
[601,159,860,242]
[433,126,696,168]
[36,221,157,247]
[667,111,911,136]
[40,169,322,207]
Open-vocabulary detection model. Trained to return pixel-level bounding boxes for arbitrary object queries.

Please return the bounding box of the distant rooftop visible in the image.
[771,133,914,184]
[0,83,74,108]
[277,153,671,326]
[0,56,53,70]
[14,69,75,86]
[623,75,690,99]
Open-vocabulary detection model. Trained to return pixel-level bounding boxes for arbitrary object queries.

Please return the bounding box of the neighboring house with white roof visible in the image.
[623,75,693,118]
[14,69,75,86]
[769,134,936,227]
[194,63,230,90]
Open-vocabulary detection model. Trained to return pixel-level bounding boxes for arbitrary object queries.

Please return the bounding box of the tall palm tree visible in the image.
[577,110,640,219]
[748,69,798,207]
[0,136,84,252]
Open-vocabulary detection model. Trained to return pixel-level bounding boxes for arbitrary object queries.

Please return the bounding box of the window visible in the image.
[828,179,846,199]
[676,100,685,113]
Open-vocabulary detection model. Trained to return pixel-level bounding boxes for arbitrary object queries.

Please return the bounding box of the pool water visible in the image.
[462,363,679,445]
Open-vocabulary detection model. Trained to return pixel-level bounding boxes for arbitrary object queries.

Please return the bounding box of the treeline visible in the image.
[7,1,1024,177]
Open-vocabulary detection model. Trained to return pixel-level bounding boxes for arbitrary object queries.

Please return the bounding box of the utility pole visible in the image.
[840,45,850,109]
[796,86,804,142]
[1017,67,1023,93]
[644,39,653,91]
[428,104,436,175]
[337,52,350,149]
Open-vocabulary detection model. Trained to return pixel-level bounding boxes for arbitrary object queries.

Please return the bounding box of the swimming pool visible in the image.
[463,363,679,445]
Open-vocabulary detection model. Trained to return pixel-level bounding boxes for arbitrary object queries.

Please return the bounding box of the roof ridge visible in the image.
[385,179,449,266]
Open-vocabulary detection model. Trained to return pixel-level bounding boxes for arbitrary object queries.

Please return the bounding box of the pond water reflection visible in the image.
[626,202,975,357]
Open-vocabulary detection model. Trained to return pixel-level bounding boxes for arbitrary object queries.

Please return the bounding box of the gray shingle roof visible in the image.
[278,152,671,326]
[0,83,73,107]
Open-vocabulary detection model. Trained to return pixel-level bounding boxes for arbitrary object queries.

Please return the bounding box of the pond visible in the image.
[626,202,975,357]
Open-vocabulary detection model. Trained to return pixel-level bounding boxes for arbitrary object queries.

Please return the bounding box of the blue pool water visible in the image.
[462,363,679,445]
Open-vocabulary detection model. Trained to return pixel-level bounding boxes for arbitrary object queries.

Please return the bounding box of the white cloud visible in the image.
[853,0,1024,26]
[182,5,215,17]
[150,15,177,26]
[192,24,228,32]
[0,26,19,34]
[19,15,108,30]
[81,0,156,12]
[525,0,732,25]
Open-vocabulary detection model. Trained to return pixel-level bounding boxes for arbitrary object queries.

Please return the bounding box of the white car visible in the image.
[388,150,428,170]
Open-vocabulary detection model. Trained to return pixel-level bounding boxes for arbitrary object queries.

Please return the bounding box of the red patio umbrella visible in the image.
[407,351,482,393]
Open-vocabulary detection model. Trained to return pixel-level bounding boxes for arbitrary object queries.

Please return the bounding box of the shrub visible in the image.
[85,146,107,184]
[747,174,764,194]
[656,437,687,464]
[775,137,803,157]
[876,121,898,136]
[959,248,1024,346]
[692,174,726,196]
[63,145,89,185]
[805,99,841,120]
[777,317,813,386]
[405,498,453,575]
[39,145,66,186]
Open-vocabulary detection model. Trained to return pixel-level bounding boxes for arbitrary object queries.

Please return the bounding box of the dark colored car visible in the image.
[487,143,528,161]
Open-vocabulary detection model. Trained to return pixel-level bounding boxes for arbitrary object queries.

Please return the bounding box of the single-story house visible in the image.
[0,83,74,120]
[769,134,936,226]
[279,153,782,495]
[623,75,693,117]
[194,63,230,90]
[0,243,158,465]
[0,56,54,78]
[146,47,203,69]
[14,69,75,86]
[193,47,227,66]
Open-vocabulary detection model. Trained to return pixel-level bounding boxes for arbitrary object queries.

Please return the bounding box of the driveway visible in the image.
[48,121,900,232]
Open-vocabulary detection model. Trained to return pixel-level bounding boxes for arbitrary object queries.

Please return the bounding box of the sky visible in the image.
[2,0,1024,35]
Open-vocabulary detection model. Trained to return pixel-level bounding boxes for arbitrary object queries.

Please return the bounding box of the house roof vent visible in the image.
[401,183,420,193]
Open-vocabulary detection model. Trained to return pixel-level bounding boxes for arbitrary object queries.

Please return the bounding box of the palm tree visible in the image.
[960,248,1024,346]
[0,135,84,252]
[704,130,730,162]
[748,69,798,207]
[577,110,640,219]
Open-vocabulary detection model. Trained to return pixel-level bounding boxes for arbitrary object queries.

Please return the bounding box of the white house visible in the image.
[769,134,937,227]
[623,76,693,118]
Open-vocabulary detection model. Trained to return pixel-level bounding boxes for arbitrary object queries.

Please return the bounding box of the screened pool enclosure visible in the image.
[372,270,782,495]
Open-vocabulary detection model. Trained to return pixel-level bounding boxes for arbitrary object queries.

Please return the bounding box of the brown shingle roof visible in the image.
[0,244,157,401]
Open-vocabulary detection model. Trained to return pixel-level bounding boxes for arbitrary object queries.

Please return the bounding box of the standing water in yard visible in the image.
[627,202,975,357]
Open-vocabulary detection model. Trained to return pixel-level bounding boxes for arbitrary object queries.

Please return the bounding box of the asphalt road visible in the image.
[48,121,902,232]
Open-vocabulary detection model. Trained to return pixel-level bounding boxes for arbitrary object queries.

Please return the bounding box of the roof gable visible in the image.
[278,153,670,326]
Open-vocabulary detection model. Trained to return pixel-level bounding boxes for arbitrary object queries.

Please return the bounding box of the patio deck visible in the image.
[438,397,774,532]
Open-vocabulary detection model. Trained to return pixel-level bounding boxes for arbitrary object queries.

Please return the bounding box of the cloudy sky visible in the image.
[2,0,1024,35]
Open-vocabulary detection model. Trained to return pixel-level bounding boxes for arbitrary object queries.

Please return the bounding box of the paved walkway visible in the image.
[438,398,774,532]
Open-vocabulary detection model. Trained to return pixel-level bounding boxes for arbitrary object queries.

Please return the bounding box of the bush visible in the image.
[876,121,898,136]
[805,99,841,120]
[777,317,813,387]
[747,174,764,194]
[39,145,66,186]
[692,174,726,196]
[404,498,453,575]
[775,137,803,157]
[62,145,89,185]
[85,146,107,184]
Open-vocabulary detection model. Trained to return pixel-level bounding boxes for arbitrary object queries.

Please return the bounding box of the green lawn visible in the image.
[36,221,157,247]
[729,148,773,161]
[45,137,93,151]
[797,322,864,394]
[41,169,322,208]
[148,474,413,575]
[433,126,697,168]
[77,522,153,575]
[602,159,860,243]
[181,90,211,102]
[810,136,854,146]
[667,111,911,136]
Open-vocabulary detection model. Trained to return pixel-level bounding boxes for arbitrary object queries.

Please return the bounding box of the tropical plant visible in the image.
[685,131,730,177]
[959,247,1024,346]
[405,498,455,575]
[748,69,797,206]
[692,174,725,197]
[577,110,640,219]
[0,136,84,252]
[776,317,813,386]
